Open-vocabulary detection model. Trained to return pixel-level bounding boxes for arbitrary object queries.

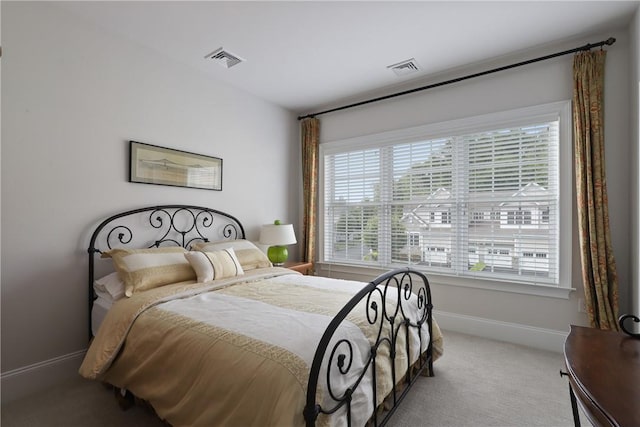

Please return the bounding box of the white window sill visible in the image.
[315,262,575,299]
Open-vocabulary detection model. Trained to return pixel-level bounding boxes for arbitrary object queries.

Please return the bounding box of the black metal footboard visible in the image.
[304,268,434,427]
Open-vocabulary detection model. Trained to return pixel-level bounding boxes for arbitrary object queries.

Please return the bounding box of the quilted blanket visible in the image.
[80,268,443,427]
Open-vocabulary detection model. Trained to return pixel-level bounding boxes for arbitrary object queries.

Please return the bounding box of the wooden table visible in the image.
[563,325,640,427]
[283,261,314,275]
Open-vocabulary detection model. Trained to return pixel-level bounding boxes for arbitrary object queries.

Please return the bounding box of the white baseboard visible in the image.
[434,309,568,353]
[1,349,86,404]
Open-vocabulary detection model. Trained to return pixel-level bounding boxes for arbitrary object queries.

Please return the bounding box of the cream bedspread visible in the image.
[80,268,443,427]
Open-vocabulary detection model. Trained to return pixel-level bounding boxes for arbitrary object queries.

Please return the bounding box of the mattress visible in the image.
[91,296,113,336]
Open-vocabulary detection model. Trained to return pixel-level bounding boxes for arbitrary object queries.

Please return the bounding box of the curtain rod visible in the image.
[297,37,616,121]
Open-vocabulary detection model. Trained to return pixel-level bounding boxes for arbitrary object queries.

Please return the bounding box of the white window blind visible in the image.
[321,102,569,288]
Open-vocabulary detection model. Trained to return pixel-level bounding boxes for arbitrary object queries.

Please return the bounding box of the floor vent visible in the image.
[205,47,244,69]
[387,58,420,76]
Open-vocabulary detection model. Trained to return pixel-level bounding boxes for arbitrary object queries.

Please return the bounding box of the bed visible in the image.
[80,205,443,427]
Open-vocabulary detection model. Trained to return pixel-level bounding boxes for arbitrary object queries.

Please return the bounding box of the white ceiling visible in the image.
[56,1,639,115]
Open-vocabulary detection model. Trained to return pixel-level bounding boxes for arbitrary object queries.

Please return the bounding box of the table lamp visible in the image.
[259,220,297,266]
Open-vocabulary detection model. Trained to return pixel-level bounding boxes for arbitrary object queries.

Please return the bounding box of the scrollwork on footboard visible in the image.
[619,314,640,339]
[304,268,434,427]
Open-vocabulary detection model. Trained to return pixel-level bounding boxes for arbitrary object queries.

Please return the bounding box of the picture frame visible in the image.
[129,141,222,191]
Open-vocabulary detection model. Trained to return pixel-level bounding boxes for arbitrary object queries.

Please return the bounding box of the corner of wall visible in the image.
[631,6,640,317]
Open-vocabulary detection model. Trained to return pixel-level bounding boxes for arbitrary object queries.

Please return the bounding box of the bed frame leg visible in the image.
[114,387,135,410]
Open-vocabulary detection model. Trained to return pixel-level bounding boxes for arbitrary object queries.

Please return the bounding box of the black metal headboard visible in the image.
[87,205,245,339]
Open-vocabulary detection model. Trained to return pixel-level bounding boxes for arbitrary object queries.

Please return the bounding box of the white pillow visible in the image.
[184,248,245,282]
[191,240,271,270]
[93,272,125,301]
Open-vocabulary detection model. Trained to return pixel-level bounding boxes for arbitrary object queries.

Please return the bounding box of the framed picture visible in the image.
[129,141,222,191]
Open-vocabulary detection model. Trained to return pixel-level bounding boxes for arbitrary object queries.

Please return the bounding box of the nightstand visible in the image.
[283,261,314,275]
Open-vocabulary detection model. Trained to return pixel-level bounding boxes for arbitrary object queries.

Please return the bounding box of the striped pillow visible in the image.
[103,247,195,296]
[191,240,271,270]
[184,248,244,282]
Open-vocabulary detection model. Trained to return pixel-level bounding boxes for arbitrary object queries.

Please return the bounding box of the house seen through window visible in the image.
[321,102,570,288]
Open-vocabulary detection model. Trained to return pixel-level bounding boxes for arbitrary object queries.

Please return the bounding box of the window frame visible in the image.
[318,101,573,298]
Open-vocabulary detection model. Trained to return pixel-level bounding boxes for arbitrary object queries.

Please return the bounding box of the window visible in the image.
[471,211,486,223]
[506,210,532,225]
[320,101,571,289]
[541,207,550,224]
[441,211,451,224]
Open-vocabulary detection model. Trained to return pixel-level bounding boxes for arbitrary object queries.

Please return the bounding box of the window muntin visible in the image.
[321,102,570,288]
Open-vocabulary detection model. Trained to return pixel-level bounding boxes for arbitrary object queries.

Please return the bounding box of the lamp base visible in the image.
[267,245,289,266]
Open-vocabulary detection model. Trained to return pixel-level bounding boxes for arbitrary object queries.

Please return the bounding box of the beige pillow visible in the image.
[103,247,195,296]
[184,248,244,282]
[191,240,271,270]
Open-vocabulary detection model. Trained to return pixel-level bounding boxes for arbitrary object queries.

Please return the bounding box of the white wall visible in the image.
[318,29,633,346]
[1,2,299,401]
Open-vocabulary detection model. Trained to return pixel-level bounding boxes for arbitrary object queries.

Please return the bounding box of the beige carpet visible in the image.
[386,331,584,427]
[1,330,585,427]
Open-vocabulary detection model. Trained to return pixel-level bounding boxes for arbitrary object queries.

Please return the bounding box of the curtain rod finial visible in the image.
[605,37,616,46]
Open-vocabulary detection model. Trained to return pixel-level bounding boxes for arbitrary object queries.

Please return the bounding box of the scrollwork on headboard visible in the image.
[87,205,245,339]
[90,205,244,253]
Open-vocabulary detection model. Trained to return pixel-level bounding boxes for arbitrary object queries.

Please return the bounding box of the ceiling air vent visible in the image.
[205,47,245,69]
[387,58,420,76]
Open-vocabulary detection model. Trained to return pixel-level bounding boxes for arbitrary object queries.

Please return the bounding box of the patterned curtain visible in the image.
[573,50,619,330]
[301,118,320,265]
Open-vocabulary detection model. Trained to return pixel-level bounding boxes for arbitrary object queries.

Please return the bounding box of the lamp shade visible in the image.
[259,223,297,246]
